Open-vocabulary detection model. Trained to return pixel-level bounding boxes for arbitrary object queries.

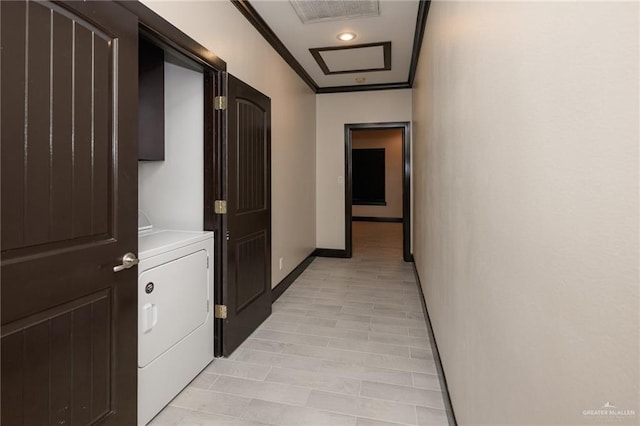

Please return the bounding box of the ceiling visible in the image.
[235,0,429,93]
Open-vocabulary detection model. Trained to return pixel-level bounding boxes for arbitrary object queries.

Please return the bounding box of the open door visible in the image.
[1,1,138,424]
[219,73,272,356]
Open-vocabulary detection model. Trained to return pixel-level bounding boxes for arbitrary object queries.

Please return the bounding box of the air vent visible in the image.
[289,0,380,24]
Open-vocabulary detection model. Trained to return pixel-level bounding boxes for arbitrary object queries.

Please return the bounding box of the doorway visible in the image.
[345,122,412,262]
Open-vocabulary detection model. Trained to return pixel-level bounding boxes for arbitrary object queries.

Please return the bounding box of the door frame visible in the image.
[118,2,228,356]
[345,122,412,262]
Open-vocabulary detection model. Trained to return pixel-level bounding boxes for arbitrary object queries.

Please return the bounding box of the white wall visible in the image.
[316,90,411,249]
[139,62,204,231]
[412,1,639,424]
[352,129,403,218]
[142,0,316,286]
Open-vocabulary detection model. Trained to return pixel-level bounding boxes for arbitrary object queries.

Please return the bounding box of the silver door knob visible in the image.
[113,252,139,272]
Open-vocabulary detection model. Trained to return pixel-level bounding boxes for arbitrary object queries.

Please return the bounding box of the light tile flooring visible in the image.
[150,222,448,426]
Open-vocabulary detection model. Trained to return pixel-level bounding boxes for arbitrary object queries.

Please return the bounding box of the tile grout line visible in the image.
[207,373,222,389]
[215,358,418,390]
[186,384,313,409]
[245,336,419,360]
[310,386,446,410]
[306,388,424,425]
[239,345,437,374]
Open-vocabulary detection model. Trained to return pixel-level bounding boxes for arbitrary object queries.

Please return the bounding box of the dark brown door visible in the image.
[1,1,138,424]
[221,74,272,356]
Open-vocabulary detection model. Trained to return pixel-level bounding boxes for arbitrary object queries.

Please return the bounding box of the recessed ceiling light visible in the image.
[355,77,366,84]
[337,32,356,42]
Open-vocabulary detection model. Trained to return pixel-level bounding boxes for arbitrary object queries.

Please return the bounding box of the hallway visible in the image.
[151,222,449,426]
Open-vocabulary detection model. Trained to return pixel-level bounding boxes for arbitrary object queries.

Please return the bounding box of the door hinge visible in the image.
[214,304,227,319]
[214,96,227,110]
[214,200,227,214]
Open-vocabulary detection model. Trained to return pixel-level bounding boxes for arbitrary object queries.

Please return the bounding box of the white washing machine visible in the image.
[137,214,214,425]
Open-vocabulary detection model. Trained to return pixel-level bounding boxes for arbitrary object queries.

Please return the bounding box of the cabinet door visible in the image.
[0,1,139,424]
[139,38,165,161]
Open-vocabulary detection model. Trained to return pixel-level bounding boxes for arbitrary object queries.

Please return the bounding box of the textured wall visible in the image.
[412,1,639,424]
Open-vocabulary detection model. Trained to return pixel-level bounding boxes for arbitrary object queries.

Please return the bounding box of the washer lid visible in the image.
[139,230,213,260]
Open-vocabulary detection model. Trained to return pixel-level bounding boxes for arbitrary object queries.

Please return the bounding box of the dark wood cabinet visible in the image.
[138,38,165,161]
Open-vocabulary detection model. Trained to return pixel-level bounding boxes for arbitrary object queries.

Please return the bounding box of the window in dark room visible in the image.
[353,148,386,205]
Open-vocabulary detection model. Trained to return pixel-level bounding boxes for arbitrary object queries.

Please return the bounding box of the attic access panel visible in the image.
[310,41,391,75]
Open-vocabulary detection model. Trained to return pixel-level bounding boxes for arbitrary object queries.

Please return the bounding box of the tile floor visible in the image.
[150,222,449,426]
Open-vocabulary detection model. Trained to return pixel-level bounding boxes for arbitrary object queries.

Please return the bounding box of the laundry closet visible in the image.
[0,2,272,424]
[136,37,214,425]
